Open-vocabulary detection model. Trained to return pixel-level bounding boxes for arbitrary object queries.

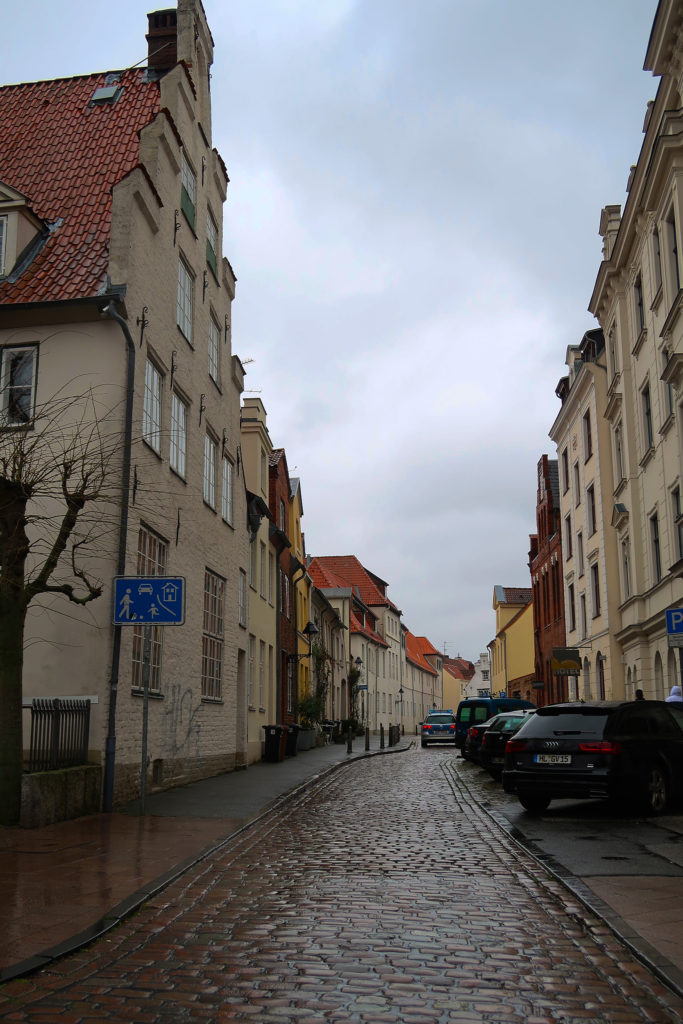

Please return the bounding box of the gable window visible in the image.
[651,512,662,583]
[583,410,593,461]
[177,257,194,343]
[169,392,187,477]
[142,359,162,452]
[587,484,596,536]
[206,208,218,276]
[203,433,217,507]
[642,382,654,450]
[208,313,221,384]
[131,526,167,690]
[202,569,224,699]
[181,152,196,231]
[0,345,37,425]
[221,456,233,524]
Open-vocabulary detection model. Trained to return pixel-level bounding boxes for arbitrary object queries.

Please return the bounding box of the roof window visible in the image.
[90,85,123,106]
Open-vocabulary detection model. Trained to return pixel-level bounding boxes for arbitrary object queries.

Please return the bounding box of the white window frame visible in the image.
[142,359,162,452]
[203,433,217,507]
[169,392,187,477]
[202,569,224,700]
[0,345,37,425]
[131,526,168,690]
[177,257,194,343]
[208,313,221,384]
[221,456,233,524]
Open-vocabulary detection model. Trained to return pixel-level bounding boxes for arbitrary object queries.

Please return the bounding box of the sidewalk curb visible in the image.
[449,758,683,1002]
[0,741,413,986]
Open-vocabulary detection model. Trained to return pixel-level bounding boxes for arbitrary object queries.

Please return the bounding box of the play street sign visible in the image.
[113,576,185,625]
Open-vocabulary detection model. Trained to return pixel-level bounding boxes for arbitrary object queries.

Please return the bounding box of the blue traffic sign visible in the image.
[113,576,185,625]
[666,606,683,647]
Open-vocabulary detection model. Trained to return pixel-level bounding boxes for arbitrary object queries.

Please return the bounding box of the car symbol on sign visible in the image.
[138,583,154,595]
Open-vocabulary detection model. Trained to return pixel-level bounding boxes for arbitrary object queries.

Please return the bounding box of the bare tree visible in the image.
[0,386,118,825]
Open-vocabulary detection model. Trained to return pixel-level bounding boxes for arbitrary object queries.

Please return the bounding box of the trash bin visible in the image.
[263,724,283,763]
[285,723,300,757]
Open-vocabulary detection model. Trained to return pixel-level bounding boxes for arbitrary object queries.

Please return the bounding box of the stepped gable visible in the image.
[0,70,161,304]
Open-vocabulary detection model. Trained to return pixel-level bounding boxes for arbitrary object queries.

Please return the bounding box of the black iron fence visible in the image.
[27,698,91,773]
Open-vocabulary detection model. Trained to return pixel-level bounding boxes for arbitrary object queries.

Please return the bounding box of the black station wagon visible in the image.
[502,700,683,815]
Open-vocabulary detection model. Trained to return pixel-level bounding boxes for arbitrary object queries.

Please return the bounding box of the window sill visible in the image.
[169,465,187,484]
[142,437,163,460]
[201,696,224,705]
[203,499,217,513]
[584,452,593,466]
[650,282,663,313]
[613,476,627,499]
[639,445,656,469]
[177,324,194,349]
[659,412,675,436]
[632,326,647,358]
[132,688,164,700]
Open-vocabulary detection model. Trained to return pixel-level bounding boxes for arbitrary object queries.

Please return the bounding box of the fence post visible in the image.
[49,698,62,769]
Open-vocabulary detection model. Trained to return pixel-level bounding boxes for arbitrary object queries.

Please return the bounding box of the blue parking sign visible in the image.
[666,606,683,647]
[113,576,185,625]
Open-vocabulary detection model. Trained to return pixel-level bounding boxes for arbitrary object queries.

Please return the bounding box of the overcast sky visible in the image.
[5,1,658,661]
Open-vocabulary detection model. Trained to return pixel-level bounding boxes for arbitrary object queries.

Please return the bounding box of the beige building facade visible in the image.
[1,1,250,807]
[587,0,683,699]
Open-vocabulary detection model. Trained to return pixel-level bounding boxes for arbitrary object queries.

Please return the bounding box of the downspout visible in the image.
[100,301,136,813]
[291,558,307,719]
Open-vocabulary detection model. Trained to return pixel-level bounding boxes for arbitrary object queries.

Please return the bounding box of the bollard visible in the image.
[380,723,384,749]
[347,727,352,753]
[365,726,370,751]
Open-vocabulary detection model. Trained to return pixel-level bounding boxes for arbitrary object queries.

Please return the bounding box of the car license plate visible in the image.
[534,754,571,765]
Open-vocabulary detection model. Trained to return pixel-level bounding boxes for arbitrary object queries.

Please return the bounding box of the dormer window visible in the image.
[0,181,46,280]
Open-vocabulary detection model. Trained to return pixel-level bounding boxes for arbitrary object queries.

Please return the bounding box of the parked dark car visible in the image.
[502,700,683,815]
[463,720,495,763]
[479,710,536,778]
[421,710,457,747]
[455,697,536,751]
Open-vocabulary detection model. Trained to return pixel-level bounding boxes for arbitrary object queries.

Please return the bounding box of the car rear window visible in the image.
[473,706,490,722]
[426,714,455,724]
[518,709,609,738]
[500,716,528,733]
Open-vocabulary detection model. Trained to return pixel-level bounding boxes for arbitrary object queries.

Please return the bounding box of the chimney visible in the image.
[146,9,178,73]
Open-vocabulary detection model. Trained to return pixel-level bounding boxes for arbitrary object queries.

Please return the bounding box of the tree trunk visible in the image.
[0,591,27,825]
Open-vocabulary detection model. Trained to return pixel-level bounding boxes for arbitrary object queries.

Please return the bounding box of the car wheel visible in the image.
[421,740,428,748]
[641,763,669,815]
[518,790,551,814]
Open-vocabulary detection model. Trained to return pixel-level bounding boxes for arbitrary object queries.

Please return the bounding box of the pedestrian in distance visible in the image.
[635,688,645,700]
[665,684,683,703]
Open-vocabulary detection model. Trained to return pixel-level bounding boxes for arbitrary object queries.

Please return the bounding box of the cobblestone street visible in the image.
[2,748,682,1024]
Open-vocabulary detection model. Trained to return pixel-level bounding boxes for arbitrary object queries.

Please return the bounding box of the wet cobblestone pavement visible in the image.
[2,748,683,1023]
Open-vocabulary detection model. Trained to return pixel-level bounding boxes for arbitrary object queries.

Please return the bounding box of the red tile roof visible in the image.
[415,636,440,658]
[309,555,400,613]
[405,631,438,676]
[0,70,160,304]
[443,657,475,681]
[349,608,388,647]
[307,558,349,591]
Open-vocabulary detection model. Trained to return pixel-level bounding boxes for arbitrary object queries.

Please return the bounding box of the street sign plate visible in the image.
[113,576,185,625]
[356,684,368,691]
[666,607,683,647]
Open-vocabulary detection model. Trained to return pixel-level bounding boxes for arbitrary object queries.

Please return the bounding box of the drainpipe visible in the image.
[100,301,136,813]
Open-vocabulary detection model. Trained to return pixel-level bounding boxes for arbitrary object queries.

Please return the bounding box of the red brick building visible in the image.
[268,449,298,725]
[529,455,567,705]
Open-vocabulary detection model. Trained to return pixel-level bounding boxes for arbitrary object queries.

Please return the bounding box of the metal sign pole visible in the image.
[140,625,151,815]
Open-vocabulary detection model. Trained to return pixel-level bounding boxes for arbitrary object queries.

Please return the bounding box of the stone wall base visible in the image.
[21,765,102,828]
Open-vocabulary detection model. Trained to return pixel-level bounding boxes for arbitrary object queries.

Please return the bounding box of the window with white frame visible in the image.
[0,345,37,425]
[238,569,247,626]
[208,313,221,384]
[203,433,217,507]
[614,422,624,484]
[177,257,194,343]
[181,152,196,230]
[583,410,593,461]
[621,538,631,599]
[169,392,187,477]
[651,511,662,583]
[642,382,654,450]
[590,563,601,618]
[0,216,6,275]
[142,359,162,452]
[673,487,683,562]
[131,526,167,690]
[587,484,596,536]
[248,634,255,706]
[221,456,233,524]
[202,569,224,699]
[206,208,218,276]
